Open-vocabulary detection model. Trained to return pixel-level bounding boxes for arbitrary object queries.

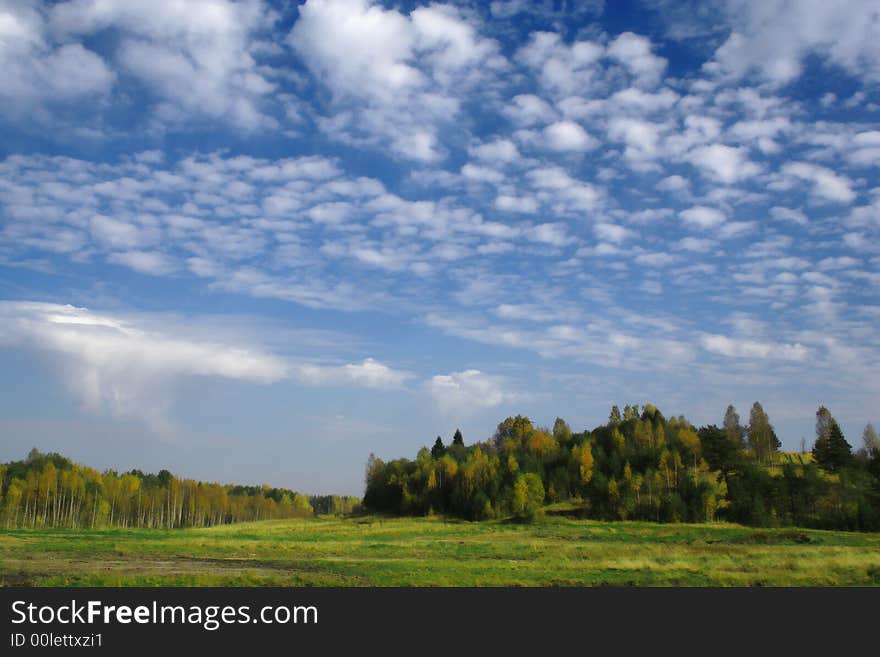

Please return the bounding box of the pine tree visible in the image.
[826,421,852,471]
[812,406,834,467]
[452,429,464,447]
[431,436,445,459]
[813,413,852,472]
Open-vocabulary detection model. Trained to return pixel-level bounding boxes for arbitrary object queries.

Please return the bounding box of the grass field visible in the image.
[2,513,880,586]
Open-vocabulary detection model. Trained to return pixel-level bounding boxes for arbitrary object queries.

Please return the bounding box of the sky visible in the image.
[0,0,878,496]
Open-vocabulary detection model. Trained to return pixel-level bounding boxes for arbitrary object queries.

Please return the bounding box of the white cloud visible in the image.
[607,87,679,113]
[705,0,880,84]
[517,30,603,96]
[782,162,857,203]
[289,0,502,161]
[461,163,504,183]
[295,357,412,389]
[609,117,665,168]
[504,93,557,126]
[543,120,597,152]
[526,166,603,212]
[526,222,572,246]
[427,369,517,415]
[607,32,667,87]
[635,251,675,267]
[718,221,756,239]
[701,333,809,362]
[770,206,808,225]
[108,250,177,276]
[818,256,860,271]
[90,214,159,250]
[594,222,635,244]
[680,205,726,229]
[0,3,114,115]
[656,175,690,193]
[495,194,538,214]
[842,232,869,250]
[0,301,288,429]
[50,0,278,129]
[850,131,880,167]
[687,144,761,184]
[469,138,521,165]
[0,301,417,431]
[677,237,717,252]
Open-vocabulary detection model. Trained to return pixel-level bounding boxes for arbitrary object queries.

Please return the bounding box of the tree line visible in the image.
[364,403,880,530]
[0,449,359,530]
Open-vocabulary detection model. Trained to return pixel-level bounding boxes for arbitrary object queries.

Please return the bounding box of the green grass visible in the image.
[2,515,879,586]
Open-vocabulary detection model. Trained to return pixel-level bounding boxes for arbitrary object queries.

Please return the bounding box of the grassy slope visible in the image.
[1,514,879,586]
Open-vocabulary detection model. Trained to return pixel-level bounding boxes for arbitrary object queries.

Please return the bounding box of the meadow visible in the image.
[2,510,880,586]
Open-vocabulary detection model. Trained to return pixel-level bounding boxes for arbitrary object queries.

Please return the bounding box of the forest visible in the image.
[364,403,880,530]
[0,449,359,530]
[3,402,878,533]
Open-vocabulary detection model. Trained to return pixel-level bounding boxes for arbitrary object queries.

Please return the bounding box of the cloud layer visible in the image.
[0,0,878,450]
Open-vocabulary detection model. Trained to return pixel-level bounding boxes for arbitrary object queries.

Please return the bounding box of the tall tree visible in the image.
[815,406,833,447]
[747,402,776,465]
[812,406,833,467]
[723,405,745,449]
[827,421,852,471]
[813,411,852,472]
[609,405,621,425]
[552,418,572,445]
[431,436,445,459]
[862,423,880,478]
[862,423,879,456]
[452,429,464,447]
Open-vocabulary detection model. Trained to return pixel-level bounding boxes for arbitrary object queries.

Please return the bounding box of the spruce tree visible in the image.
[431,436,445,459]
[826,421,852,471]
[812,406,834,468]
[452,429,464,447]
[813,412,852,472]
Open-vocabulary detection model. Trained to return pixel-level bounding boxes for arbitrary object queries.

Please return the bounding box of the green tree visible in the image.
[812,406,834,468]
[698,424,739,475]
[552,418,572,445]
[431,436,445,459]
[815,406,833,445]
[814,420,852,472]
[723,405,745,449]
[747,402,776,465]
[609,405,621,425]
[452,429,464,447]
[512,473,544,520]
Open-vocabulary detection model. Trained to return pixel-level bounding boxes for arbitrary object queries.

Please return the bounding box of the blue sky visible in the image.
[1,0,878,495]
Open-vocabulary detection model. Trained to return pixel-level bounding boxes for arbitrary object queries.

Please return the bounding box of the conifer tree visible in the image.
[813,408,852,471]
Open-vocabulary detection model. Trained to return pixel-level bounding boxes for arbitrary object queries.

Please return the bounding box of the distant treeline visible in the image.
[364,404,880,530]
[0,449,360,530]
